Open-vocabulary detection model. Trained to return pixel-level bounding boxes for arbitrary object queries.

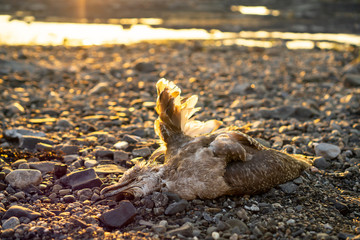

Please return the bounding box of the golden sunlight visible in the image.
[231,6,280,16]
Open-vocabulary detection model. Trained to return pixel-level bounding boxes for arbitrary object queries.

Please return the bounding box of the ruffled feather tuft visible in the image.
[155,78,222,143]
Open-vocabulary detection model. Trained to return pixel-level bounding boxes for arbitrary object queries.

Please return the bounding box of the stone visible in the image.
[63,195,76,203]
[5,169,42,189]
[314,143,341,160]
[11,159,27,168]
[60,168,102,190]
[89,82,110,95]
[343,74,360,87]
[3,206,41,220]
[225,219,250,234]
[134,61,156,72]
[29,161,56,173]
[113,141,129,150]
[165,199,188,215]
[99,200,136,228]
[151,192,169,208]
[60,145,79,155]
[94,164,127,174]
[114,150,129,162]
[132,147,152,157]
[2,216,20,230]
[166,223,193,237]
[4,128,46,139]
[77,188,93,201]
[95,150,114,160]
[56,119,74,128]
[122,134,141,144]
[279,182,298,194]
[313,157,331,169]
[54,163,67,178]
[19,136,55,150]
[5,103,25,116]
[84,159,98,168]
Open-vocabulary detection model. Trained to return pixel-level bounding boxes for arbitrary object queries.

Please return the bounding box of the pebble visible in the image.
[63,195,76,203]
[94,164,127,174]
[165,199,188,215]
[60,168,102,190]
[5,169,42,189]
[132,147,152,157]
[314,143,341,160]
[54,163,67,178]
[2,216,20,230]
[113,141,129,150]
[19,136,55,150]
[279,182,298,194]
[166,223,193,237]
[60,145,79,155]
[134,61,156,72]
[3,206,41,220]
[29,161,56,173]
[89,82,110,95]
[3,128,46,139]
[99,200,136,228]
[343,74,360,87]
[226,219,250,234]
[313,157,331,169]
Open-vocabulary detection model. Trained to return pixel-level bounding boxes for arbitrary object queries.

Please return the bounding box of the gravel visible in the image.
[0,42,359,239]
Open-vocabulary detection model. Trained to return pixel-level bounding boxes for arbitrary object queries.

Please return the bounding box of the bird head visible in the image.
[100,164,164,199]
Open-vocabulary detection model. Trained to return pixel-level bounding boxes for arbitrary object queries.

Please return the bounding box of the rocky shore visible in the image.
[0,42,360,239]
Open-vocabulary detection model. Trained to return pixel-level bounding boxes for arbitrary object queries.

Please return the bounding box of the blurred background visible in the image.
[0,0,359,47]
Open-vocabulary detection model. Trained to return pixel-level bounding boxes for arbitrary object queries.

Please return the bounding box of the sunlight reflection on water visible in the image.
[0,15,359,49]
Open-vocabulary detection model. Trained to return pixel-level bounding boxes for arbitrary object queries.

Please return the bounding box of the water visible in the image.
[0,15,359,49]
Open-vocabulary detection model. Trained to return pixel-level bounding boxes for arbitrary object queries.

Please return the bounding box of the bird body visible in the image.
[101,79,310,200]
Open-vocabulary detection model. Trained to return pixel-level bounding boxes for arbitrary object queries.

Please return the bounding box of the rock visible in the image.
[99,200,136,228]
[343,74,360,87]
[63,195,76,203]
[5,102,25,116]
[2,216,20,230]
[313,157,331,169]
[134,61,156,72]
[314,143,341,160]
[60,145,79,155]
[166,223,193,237]
[19,136,55,150]
[95,150,114,160]
[151,192,169,208]
[56,119,74,128]
[4,128,46,139]
[122,134,141,144]
[244,204,260,212]
[132,147,152,157]
[54,163,67,178]
[77,188,93,201]
[94,164,127,174]
[3,206,41,220]
[84,159,98,168]
[114,150,129,162]
[165,199,188,215]
[60,168,102,190]
[113,141,129,150]
[334,201,350,215]
[5,169,42,189]
[11,159,27,168]
[279,182,298,194]
[236,208,249,221]
[89,82,110,95]
[29,161,56,173]
[226,219,250,234]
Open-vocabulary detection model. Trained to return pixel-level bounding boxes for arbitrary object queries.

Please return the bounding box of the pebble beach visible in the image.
[0,41,360,239]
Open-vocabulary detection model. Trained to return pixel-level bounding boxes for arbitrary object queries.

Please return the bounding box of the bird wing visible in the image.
[209,129,267,163]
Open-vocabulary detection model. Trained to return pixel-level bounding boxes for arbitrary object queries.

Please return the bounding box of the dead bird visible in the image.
[100,79,310,200]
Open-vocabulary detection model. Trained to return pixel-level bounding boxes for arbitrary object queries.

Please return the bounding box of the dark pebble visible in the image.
[166,223,193,237]
[60,145,79,155]
[60,168,102,190]
[313,157,331,169]
[279,182,298,194]
[134,61,156,73]
[19,136,55,150]
[54,163,68,178]
[165,199,188,215]
[63,195,76,203]
[334,201,350,215]
[99,200,136,228]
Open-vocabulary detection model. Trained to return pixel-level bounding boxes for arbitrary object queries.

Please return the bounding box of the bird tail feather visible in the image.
[155,78,222,143]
